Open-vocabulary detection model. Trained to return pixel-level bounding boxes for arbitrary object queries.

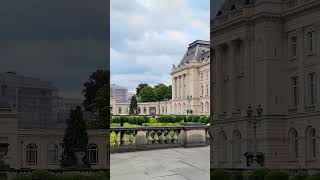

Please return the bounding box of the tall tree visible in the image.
[83,69,109,112]
[139,86,156,102]
[60,107,89,168]
[129,95,138,115]
[89,84,109,128]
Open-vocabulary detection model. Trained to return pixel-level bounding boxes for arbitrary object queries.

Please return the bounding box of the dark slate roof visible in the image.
[216,0,252,17]
[178,40,210,67]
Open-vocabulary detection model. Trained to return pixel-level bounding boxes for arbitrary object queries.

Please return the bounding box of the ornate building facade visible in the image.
[0,108,109,170]
[110,40,210,116]
[211,0,320,170]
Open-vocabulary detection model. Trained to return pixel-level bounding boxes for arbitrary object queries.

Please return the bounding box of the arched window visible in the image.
[88,144,98,165]
[26,144,37,165]
[183,103,186,114]
[118,107,122,114]
[233,130,241,163]
[218,131,227,162]
[289,129,298,161]
[47,144,58,165]
[306,127,316,160]
[178,104,181,114]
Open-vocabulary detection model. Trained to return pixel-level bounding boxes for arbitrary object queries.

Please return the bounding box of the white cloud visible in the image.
[110,0,209,91]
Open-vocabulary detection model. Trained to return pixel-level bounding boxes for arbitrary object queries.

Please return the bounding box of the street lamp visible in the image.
[246,105,263,168]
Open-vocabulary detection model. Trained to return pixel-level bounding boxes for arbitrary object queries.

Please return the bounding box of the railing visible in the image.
[0,109,13,113]
[110,125,210,153]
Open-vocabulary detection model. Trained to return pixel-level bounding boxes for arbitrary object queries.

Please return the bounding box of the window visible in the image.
[47,144,58,165]
[291,76,299,107]
[118,107,122,114]
[307,31,315,53]
[205,102,210,113]
[218,131,227,162]
[306,128,317,160]
[308,73,316,105]
[201,86,204,97]
[289,129,298,160]
[200,73,203,80]
[233,130,241,163]
[291,36,297,57]
[26,144,37,165]
[201,102,204,113]
[312,129,316,158]
[88,144,98,165]
[206,84,209,96]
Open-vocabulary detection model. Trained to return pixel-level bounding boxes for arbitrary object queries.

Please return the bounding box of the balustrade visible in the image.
[110,126,210,153]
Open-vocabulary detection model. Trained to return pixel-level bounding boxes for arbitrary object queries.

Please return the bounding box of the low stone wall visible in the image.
[110,125,210,153]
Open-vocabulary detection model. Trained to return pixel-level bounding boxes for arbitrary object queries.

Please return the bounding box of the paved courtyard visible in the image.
[110,146,210,180]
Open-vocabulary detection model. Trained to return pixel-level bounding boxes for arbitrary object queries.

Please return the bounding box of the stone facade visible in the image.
[111,40,210,116]
[211,0,320,170]
[0,108,109,170]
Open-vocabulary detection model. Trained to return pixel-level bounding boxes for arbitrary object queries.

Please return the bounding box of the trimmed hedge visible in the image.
[306,174,320,180]
[13,171,109,180]
[264,171,289,180]
[246,169,270,180]
[211,169,231,180]
[293,173,309,180]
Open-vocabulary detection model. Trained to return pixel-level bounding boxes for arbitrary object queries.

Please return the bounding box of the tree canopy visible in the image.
[129,95,138,115]
[136,83,172,102]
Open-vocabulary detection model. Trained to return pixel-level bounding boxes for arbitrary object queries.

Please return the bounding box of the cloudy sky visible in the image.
[0,0,108,99]
[110,0,209,92]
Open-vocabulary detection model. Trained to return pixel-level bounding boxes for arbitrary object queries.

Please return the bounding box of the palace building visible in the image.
[211,0,320,170]
[110,40,210,116]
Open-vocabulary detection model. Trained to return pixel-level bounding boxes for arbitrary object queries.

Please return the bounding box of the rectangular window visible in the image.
[307,31,315,53]
[291,36,297,57]
[291,77,299,107]
[201,86,204,97]
[206,84,209,96]
[309,73,316,105]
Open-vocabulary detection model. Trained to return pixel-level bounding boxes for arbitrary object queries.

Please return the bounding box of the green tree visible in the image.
[129,95,138,115]
[154,83,172,101]
[60,107,89,168]
[140,86,156,102]
[89,84,109,128]
[136,83,148,97]
[82,69,109,112]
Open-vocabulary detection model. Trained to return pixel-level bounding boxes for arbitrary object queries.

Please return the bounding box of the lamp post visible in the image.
[186,95,193,115]
[246,105,263,168]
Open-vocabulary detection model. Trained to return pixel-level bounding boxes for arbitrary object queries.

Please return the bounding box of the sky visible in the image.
[0,0,108,99]
[110,0,210,92]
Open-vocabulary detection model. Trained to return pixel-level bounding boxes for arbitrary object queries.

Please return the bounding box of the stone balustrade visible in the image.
[110,125,210,153]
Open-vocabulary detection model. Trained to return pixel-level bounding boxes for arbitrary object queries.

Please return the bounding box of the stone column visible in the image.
[242,38,253,116]
[297,28,305,113]
[215,45,224,115]
[172,77,175,100]
[228,41,237,117]
[177,76,180,99]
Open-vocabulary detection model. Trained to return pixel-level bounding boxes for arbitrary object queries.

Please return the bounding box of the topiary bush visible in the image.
[305,174,320,180]
[186,115,193,122]
[149,117,158,123]
[293,173,309,180]
[211,169,231,180]
[264,171,289,180]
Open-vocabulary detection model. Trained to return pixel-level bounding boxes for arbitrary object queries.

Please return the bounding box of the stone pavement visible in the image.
[110,146,210,180]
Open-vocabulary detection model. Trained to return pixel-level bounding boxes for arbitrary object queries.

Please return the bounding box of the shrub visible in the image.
[186,115,193,122]
[31,170,56,180]
[211,169,231,180]
[247,169,269,180]
[264,171,289,180]
[230,171,243,180]
[192,115,200,122]
[13,175,32,180]
[293,173,309,180]
[306,174,320,180]
[149,118,158,123]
